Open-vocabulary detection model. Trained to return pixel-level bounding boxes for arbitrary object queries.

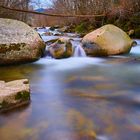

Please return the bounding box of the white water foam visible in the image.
[73,44,86,57]
[35,57,104,72]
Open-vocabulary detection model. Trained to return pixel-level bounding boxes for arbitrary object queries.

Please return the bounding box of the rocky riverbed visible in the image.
[0,23,140,140]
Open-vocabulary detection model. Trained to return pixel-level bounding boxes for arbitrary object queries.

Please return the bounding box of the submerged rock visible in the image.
[49,25,60,31]
[82,24,134,56]
[0,18,46,65]
[48,37,73,59]
[0,79,30,112]
[132,40,137,47]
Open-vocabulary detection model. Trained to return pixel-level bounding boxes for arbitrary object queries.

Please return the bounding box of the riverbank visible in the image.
[67,20,140,39]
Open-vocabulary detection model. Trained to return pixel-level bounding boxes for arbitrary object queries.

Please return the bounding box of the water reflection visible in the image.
[0,39,140,139]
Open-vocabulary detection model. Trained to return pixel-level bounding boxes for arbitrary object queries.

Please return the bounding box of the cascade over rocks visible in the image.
[82,24,134,56]
[0,18,46,65]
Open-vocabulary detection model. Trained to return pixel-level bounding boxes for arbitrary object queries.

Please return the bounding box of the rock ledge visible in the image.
[0,79,30,112]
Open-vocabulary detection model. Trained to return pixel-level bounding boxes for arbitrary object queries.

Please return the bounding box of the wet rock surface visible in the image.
[48,37,73,59]
[0,79,30,112]
[82,24,134,56]
[0,18,46,65]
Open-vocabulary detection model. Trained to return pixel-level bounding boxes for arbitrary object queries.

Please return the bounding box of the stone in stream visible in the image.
[0,18,46,65]
[82,24,134,56]
[49,25,60,31]
[0,79,30,112]
[48,37,73,59]
[57,26,70,33]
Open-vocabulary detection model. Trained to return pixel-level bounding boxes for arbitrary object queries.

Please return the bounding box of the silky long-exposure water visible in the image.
[0,29,140,140]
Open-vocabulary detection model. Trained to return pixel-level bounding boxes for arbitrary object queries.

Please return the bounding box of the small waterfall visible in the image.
[43,44,87,58]
[73,44,86,57]
[71,39,86,57]
[37,27,87,58]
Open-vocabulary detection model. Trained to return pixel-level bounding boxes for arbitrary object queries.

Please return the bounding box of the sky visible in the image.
[30,0,54,9]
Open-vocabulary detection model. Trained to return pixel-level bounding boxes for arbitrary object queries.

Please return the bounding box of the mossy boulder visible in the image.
[82,24,134,56]
[0,79,30,112]
[0,18,46,65]
[48,37,73,59]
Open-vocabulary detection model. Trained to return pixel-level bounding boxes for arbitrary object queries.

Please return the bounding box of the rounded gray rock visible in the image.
[0,18,46,65]
[82,24,134,56]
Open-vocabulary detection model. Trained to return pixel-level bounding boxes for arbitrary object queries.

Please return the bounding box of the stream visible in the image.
[0,28,140,140]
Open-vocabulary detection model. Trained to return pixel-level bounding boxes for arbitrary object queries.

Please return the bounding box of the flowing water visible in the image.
[0,28,140,140]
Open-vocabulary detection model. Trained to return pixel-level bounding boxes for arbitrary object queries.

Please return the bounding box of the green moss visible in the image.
[135,28,140,38]
[0,43,26,53]
[15,91,30,101]
[0,101,9,108]
[130,13,140,24]
[74,21,95,35]
[114,20,125,30]
[123,22,132,31]
[75,23,87,34]
[63,42,73,58]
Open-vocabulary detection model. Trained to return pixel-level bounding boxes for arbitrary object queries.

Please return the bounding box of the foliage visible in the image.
[134,28,140,38]
[75,23,87,33]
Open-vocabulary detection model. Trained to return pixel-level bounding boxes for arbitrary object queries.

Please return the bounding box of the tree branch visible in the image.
[0,5,106,18]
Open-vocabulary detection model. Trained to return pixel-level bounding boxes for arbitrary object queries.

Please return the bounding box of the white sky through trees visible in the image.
[30,0,54,9]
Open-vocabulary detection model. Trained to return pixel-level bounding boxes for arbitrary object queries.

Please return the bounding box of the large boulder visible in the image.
[0,18,46,65]
[82,24,134,56]
[0,79,30,112]
[48,37,73,59]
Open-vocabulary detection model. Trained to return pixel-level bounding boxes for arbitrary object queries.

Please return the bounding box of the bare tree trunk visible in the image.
[0,0,31,22]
